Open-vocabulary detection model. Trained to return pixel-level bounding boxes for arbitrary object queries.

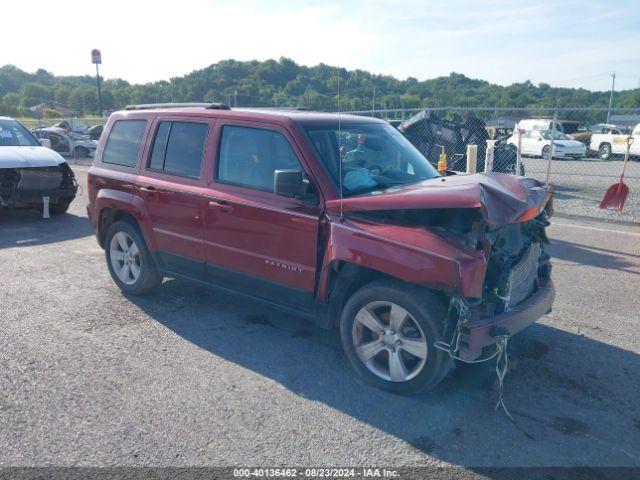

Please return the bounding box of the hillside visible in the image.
[1,57,639,117]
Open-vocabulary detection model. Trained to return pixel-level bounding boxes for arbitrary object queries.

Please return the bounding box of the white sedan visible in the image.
[508,129,587,159]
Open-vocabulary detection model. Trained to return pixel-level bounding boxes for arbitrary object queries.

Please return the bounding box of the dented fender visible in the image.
[317,216,487,301]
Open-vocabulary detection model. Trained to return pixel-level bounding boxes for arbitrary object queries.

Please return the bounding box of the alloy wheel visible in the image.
[109,231,141,285]
[352,301,428,382]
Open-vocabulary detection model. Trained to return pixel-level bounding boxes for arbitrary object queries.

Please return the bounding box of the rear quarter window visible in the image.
[102,120,147,167]
[147,121,209,178]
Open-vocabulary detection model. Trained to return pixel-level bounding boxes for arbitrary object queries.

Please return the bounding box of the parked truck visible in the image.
[589,123,639,160]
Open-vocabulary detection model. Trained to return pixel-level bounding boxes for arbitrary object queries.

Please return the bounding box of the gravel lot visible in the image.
[525,157,640,222]
[1,165,639,471]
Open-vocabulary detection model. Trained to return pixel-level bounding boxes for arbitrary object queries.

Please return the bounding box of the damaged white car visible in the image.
[32,126,98,157]
[0,117,78,214]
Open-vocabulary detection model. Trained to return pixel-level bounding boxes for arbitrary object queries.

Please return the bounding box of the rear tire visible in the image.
[340,280,449,394]
[104,220,163,295]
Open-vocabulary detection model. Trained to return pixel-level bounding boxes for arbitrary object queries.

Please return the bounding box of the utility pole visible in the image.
[606,72,616,124]
[372,87,376,113]
[234,90,238,107]
[91,49,103,117]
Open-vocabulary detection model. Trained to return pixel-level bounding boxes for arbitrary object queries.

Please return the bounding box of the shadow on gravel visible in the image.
[549,239,639,275]
[550,185,583,201]
[0,209,91,249]
[129,278,640,468]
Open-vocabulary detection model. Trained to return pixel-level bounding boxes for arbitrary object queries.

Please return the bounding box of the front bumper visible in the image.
[457,279,555,362]
[0,185,78,207]
[553,151,585,159]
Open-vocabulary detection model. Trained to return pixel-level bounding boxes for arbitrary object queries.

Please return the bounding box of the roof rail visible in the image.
[124,102,231,111]
[238,106,312,111]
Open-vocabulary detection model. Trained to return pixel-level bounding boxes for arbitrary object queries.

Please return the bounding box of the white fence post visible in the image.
[516,128,524,176]
[545,111,558,184]
[42,196,50,219]
[485,140,497,172]
[466,144,477,174]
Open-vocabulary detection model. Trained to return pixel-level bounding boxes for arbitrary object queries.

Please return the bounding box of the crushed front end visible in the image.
[437,204,555,362]
[0,163,77,210]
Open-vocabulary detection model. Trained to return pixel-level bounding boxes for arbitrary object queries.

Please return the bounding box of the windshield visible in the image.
[304,122,439,196]
[540,130,570,141]
[0,119,40,147]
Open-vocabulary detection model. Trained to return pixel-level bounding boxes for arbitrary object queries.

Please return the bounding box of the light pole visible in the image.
[372,86,376,113]
[91,49,103,117]
[606,72,616,124]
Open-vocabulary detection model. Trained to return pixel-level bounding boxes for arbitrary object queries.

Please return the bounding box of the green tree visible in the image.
[21,82,53,106]
[1,59,639,115]
[68,88,84,113]
[54,85,71,105]
[82,89,98,114]
[2,92,20,106]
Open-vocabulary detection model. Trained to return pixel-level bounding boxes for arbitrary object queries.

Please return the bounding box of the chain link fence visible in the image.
[342,107,640,223]
[16,107,640,222]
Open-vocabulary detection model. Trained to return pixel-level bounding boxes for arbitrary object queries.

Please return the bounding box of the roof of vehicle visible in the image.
[111,105,382,126]
[33,126,67,133]
[519,117,585,124]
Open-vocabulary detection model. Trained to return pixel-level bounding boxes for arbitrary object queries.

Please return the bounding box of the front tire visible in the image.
[37,199,71,215]
[340,280,448,394]
[598,143,612,161]
[541,145,551,160]
[50,199,71,215]
[104,220,163,295]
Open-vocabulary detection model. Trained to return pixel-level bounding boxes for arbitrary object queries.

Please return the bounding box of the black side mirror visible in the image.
[274,169,310,198]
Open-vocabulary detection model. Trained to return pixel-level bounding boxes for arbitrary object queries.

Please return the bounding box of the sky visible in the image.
[4,0,639,92]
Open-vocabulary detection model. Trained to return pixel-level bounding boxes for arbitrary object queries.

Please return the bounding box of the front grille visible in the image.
[503,242,540,310]
[17,167,63,190]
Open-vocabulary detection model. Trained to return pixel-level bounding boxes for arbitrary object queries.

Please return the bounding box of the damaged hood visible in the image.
[326,173,552,226]
[0,146,66,168]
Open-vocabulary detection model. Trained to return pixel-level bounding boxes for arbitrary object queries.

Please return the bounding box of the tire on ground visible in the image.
[104,220,163,295]
[50,199,71,215]
[598,143,612,161]
[541,145,551,160]
[340,279,449,394]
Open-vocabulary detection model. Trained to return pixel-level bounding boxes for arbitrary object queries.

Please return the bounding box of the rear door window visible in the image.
[147,121,208,178]
[102,120,147,167]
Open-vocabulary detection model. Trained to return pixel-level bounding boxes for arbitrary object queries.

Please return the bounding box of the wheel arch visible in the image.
[325,260,448,329]
[95,191,155,250]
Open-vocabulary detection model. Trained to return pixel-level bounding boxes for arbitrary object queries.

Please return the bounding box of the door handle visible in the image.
[208,200,234,213]
[140,186,157,193]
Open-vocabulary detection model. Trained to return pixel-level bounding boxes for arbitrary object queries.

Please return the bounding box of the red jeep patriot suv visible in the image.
[87,103,555,393]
